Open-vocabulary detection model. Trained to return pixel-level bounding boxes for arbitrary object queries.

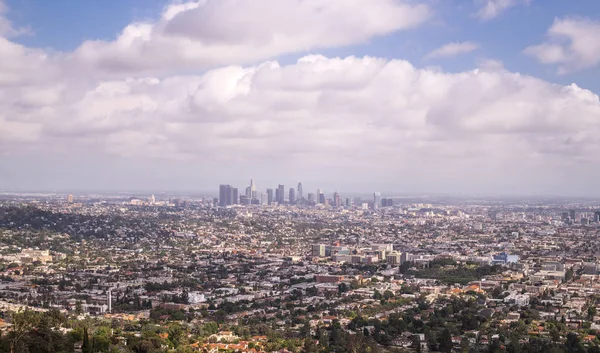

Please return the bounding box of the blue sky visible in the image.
[7,0,600,93]
[1,0,600,195]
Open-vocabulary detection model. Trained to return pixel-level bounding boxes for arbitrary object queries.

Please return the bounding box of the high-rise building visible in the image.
[267,189,274,205]
[569,209,576,220]
[311,244,326,257]
[107,289,112,313]
[240,195,250,205]
[345,197,351,208]
[219,185,234,206]
[232,188,239,205]
[261,193,268,205]
[307,193,315,203]
[278,184,285,204]
[67,194,74,203]
[373,192,382,209]
[297,182,303,200]
[289,188,295,204]
[149,194,155,205]
[319,192,325,204]
[333,192,341,207]
[245,186,252,198]
[250,179,257,199]
[382,198,393,207]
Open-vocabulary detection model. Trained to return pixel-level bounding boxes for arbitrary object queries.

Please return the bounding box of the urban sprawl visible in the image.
[0,181,600,353]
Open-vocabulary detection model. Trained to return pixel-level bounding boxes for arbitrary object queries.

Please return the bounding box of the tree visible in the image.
[8,309,40,353]
[565,332,585,353]
[75,300,83,315]
[82,327,91,353]
[303,338,318,353]
[589,306,597,320]
[439,328,452,353]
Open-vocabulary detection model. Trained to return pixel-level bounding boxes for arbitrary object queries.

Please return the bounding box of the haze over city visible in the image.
[1,0,600,196]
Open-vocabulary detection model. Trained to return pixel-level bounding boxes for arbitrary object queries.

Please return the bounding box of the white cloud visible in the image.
[524,17,600,73]
[69,0,431,74]
[2,52,600,192]
[474,0,531,21]
[426,41,479,59]
[0,0,32,37]
[1,0,600,194]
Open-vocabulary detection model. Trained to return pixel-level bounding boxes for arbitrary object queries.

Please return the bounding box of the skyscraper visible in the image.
[278,184,285,204]
[67,194,74,203]
[333,192,341,207]
[319,193,326,204]
[219,185,234,206]
[267,189,274,205]
[250,178,257,199]
[289,188,295,204]
[232,188,239,205]
[373,192,382,210]
[297,182,303,200]
[261,193,268,205]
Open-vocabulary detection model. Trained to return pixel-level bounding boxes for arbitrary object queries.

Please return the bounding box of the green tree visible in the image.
[8,309,40,353]
[82,327,91,353]
[439,328,452,353]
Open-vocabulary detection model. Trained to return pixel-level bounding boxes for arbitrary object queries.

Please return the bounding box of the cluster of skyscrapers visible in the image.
[218,179,393,209]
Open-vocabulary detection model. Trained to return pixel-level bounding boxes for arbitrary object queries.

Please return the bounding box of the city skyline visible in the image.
[1,0,600,195]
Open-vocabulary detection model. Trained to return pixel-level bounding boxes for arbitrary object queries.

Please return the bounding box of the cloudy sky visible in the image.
[1,0,600,196]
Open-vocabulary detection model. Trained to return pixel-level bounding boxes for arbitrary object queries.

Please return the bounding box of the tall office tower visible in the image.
[261,193,268,205]
[333,192,341,207]
[278,184,285,204]
[107,289,112,313]
[67,194,74,203]
[317,189,322,203]
[289,188,295,204]
[240,195,250,205]
[245,186,251,198]
[267,189,274,205]
[219,184,233,206]
[346,197,351,207]
[311,244,326,257]
[232,188,239,205]
[373,192,382,209]
[149,194,155,205]
[275,188,280,204]
[297,182,303,200]
[595,212,600,223]
[250,178,257,199]
[307,193,315,203]
[569,209,576,220]
[319,193,326,204]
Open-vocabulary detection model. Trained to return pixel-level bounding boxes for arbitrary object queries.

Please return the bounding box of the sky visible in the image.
[1,0,600,196]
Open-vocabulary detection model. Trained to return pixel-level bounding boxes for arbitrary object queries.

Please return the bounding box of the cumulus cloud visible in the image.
[524,17,600,74]
[2,51,600,192]
[426,41,479,59]
[474,0,531,21]
[68,0,431,74]
[1,0,600,194]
